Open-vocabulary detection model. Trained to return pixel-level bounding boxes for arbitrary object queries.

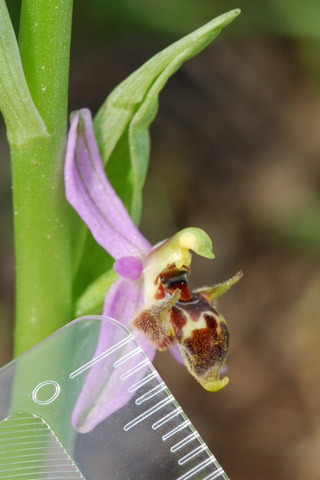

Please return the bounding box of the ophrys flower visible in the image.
[65,108,241,431]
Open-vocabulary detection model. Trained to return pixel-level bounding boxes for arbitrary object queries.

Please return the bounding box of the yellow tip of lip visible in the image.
[202,376,229,392]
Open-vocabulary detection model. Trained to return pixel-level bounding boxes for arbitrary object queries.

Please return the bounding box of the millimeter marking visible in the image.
[120,358,150,381]
[0,452,69,460]
[0,445,61,453]
[202,468,225,480]
[123,395,175,431]
[152,407,183,430]
[0,428,46,435]
[69,334,134,378]
[162,420,191,441]
[170,432,199,452]
[113,347,142,368]
[0,434,50,441]
[0,440,58,448]
[128,371,159,393]
[135,382,167,405]
[0,422,43,429]
[1,458,72,466]
[0,412,85,479]
[0,417,36,422]
[0,469,82,476]
[178,444,207,465]
[176,456,216,480]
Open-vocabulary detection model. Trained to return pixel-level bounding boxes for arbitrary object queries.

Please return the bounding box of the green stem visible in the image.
[10,0,73,355]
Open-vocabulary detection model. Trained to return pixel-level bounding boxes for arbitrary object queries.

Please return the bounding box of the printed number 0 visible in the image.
[32,380,61,405]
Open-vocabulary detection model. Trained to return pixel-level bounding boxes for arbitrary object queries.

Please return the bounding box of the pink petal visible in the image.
[65,108,151,260]
[102,277,155,359]
[170,343,185,366]
[113,256,143,280]
[72,278,155,432]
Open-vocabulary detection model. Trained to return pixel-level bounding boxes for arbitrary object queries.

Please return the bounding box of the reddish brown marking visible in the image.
[151,263,230,371]
[155,282,165,300]
[183,323,229,376]
[161,263,184,274]
[197,291,213,304]
[197,292,219,311]
[160,265,193,301]
[197,291,209,303]
[204,313,218,330]
[170,307,187,341]
[166,281,193,301]
[177,297,210,323]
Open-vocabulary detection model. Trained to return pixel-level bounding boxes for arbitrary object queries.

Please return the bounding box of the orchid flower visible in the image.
[65,108,242,432]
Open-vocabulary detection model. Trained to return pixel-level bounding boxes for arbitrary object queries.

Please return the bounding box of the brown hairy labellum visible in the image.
[132,263,242,391]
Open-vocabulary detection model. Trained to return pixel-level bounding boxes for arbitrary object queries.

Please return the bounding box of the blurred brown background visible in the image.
[2,1,320,479]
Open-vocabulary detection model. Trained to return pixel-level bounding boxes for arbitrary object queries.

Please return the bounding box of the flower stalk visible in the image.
[7,0,74,355]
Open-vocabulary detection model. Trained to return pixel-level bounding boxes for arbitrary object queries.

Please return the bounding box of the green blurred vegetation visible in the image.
[6,0,320,39]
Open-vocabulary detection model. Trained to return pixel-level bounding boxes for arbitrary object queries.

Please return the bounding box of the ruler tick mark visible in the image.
[135,382,166,405]
[120,358,150,381]
[162,420,191,441]
[152,407,183,430]
[202,467,225,480]
[171,432,200,452]
[176,456,216,480]
[123,395,174,431]
[178,444,207,465]
[113,347,142,368]
[69,335,134,379]
[128,371,159,393]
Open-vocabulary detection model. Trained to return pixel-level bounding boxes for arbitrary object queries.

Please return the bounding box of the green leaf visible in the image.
[0,0,47,144]
[94,9,240,224]
[72,10,240,307]
[74,268,118,317]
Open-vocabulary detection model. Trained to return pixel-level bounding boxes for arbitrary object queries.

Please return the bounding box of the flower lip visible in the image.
[201,376,229,392]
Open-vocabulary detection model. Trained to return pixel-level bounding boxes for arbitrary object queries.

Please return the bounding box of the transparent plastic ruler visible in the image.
[0,315,229,480]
